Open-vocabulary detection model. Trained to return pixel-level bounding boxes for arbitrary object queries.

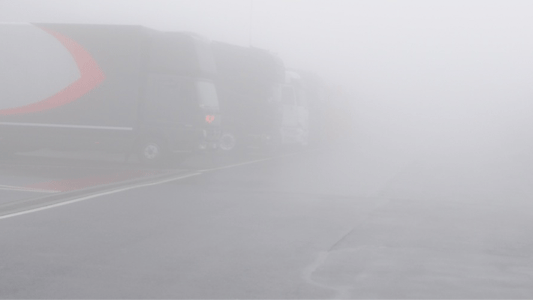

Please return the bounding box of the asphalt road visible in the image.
[1,141,533,298]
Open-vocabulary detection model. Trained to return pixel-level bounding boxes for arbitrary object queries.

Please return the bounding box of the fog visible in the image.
[2,0,533,179]
[3,1,533,297]
[3,0,532,150]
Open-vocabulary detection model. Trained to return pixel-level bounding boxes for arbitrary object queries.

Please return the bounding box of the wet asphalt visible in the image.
[1,141,533,298]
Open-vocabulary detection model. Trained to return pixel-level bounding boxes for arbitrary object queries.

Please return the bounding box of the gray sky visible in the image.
[2,0,533,151]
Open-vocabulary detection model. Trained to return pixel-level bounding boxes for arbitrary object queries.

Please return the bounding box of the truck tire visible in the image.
[219,131,237,151]
[137,138,166,166]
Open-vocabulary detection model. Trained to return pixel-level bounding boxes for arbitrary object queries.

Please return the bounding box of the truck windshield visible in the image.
[196,81,219,109]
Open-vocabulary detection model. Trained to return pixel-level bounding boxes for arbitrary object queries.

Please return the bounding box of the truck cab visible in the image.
[275,71,310,147]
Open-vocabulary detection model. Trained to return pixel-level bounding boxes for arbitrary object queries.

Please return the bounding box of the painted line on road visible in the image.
[0,172,202,221]
[0,161,190,172]
[0,184,59,194]
[25,170,169,192]
[0,151,303,221]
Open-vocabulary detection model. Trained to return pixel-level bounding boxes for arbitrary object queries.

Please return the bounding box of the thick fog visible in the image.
[2,0,533,185]
[3,2,533,297]
[3,0,533,198]
[3,0,533,152]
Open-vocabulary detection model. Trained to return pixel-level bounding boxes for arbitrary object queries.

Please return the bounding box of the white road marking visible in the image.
[0,122,133,131]
[0,163,187,172]
[0,184,59,194]
[0,152,303,220]
[0,172,202,221]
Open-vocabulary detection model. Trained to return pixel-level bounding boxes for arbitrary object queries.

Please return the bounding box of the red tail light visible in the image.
[205,115,215,124]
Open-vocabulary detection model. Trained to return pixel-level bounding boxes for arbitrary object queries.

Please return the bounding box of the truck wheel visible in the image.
[219,132,237,151]
[138,138,166,166]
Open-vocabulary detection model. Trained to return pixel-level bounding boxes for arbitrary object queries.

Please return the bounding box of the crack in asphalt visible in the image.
[299,160,410,298]
[301,198,391,299]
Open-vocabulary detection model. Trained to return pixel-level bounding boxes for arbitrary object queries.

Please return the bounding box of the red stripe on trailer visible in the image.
[0,26,106,115]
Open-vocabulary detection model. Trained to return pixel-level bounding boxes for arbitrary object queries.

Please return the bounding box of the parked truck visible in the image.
[211,41,308,152]
[0,23,220,164]
[296,70,330,147]
[281,70,310,146]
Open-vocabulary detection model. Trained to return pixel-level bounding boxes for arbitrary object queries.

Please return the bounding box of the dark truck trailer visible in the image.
[0,23,220,164]
[211,41,308,152]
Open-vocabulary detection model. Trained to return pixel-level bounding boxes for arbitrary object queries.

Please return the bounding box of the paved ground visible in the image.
[1,140,533,298]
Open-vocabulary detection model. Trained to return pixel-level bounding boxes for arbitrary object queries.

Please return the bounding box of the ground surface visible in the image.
[1,141,533,298]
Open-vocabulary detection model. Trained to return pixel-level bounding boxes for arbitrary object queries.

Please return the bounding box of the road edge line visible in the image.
[0,172,202,221]
[0,151,304,220]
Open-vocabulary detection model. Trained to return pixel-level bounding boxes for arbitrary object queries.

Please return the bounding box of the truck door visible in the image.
[143,75,197,151]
